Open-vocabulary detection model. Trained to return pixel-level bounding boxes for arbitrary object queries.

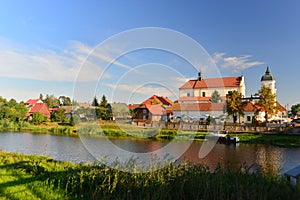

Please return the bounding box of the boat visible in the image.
[215,132,239,144]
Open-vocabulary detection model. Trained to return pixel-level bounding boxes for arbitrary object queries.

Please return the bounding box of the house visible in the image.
[132,95,173,123]
[27,103,51,119]
[178,72,245,103]
[60,106,74,120]
[25,98,51,119]
[134,104,167,123]
[141,95,173,107]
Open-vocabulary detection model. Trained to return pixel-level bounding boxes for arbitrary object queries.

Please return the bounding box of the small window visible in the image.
[247,116,251,122]
[202,92,206,97]
[187,93,190,97]
[143,109,147,114]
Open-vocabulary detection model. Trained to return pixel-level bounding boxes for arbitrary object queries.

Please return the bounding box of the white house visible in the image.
[178,72,245,103]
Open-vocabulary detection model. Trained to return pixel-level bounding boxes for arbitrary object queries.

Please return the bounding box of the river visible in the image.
[1,132,300,174]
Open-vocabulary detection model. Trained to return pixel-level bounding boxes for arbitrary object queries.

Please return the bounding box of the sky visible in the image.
[0,0,299,108]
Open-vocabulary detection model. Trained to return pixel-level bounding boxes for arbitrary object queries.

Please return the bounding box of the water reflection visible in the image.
[0,132,299,174]
[256,146,284,174]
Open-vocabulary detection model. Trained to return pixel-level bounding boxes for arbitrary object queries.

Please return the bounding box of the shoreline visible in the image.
[1,122,300,148]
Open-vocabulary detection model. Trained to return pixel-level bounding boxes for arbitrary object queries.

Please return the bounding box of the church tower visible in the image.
[261,66,276,99]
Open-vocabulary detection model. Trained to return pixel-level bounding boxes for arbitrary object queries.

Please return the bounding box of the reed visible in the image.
[0,151,299,200]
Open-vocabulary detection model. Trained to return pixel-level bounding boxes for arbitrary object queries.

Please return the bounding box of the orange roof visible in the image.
[179,76,243,89]
[146,104,166,115]
[172,103,225,111]
[127,104,140,110]
[277,103,287,112]
[243,102,259,112]
[141,95,173,106]
[29,103,51,118]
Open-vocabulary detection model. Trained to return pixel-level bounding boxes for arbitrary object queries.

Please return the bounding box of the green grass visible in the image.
[237,133,300,147]
[0,151,299,200]
[0,152,72,199]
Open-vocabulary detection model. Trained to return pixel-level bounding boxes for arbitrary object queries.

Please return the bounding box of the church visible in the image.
[172,67,286,123]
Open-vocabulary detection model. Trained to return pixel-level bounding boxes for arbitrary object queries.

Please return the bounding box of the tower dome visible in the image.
[261,66,274,81]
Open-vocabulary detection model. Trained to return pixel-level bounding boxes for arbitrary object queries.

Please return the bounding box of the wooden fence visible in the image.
[135,122,292,133]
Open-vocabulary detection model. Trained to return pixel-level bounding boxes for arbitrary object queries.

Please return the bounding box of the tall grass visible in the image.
[0,151,299,200]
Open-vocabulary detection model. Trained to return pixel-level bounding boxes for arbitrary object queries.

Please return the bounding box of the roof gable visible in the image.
[141,95,173,106]
[25,99,43,106]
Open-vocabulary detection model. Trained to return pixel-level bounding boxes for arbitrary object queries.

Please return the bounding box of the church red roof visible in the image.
[180,76,243,89]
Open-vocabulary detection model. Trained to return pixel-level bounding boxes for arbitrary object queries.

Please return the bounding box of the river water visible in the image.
[0,132,300,174]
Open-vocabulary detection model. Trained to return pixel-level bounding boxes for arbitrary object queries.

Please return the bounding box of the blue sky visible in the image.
[0,0,299,108]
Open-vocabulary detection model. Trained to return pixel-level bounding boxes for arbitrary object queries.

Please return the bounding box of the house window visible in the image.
[202,92,206,97]
[187,93,190,97]
[247,116,251,122]
[143,109,147,114]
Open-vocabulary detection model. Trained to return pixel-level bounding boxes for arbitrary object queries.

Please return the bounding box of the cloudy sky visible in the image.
[0,0,299,107]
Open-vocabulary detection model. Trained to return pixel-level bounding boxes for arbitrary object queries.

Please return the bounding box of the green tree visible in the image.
[39,93,43,100]
[59,96,72,106]
[226,90,246,123]
[291,103,300,116]
[0,98,28,123]
[256,85,278,122]
[44,94,60,108]
[100,95,108,108]
[51,108,67,123]
[211,90,221,103]
[32,112,46,125]
[91,96,99,107]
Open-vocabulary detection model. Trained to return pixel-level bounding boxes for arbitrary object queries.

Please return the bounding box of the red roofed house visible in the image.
[141,95,173,107]
[178,72,245,103]
[133,95,172,123]
[27,103,51,119]
[134,104,167,123]
[25,99,51,120]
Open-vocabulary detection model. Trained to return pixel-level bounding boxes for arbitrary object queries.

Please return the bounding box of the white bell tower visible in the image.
[261,66,276,99]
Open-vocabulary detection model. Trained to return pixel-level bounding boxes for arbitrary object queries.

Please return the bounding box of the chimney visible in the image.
[198,72,202,81]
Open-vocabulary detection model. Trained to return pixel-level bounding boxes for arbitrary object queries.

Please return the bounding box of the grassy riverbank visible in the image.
[237,133,300,147]
[0,151,299,200]
[0,121,77,137]
[2,121,300,147]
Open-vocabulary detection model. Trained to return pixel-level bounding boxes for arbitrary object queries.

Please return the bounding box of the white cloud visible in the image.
[213,52,264,73]
[0,38,132,82]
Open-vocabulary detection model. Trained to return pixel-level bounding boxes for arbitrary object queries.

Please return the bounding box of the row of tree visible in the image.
[0,97,28,123]
[226,85,277,123]
[39,94,72,108]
